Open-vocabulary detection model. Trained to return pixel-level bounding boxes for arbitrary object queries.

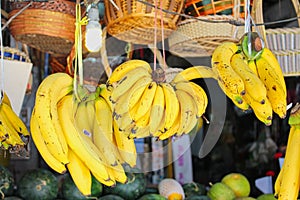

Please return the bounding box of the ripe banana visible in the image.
[255,56,287,118]
[57,94,110,182]
[230,52,267,104]
[2,92,12,108]
[74,100,93,135]
[211,42,245,96]
[30,113,67,174]
[107,59,152,86]
[161,83,180,131]
[247,60,258,76]
[67,148,92,196]
[172,65,217,83]
[33,73,73,164]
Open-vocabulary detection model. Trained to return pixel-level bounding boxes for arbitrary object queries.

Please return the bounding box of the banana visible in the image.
[74,100,93,134]
[130,81,157,122]
[247,60,258,76]
[217,80,250,111]
[255,57,287,119]
[94,96,127,184]
[161,83,180,131]
[158,113,180,141]
[57,94,110,182]
[2,92,12,108]
[277,126,300,200]
[230,52,267,104]
[30,112,67,174]
[97,84,112,108]
[243,93,273,126]
[172,65,217,83]
[107,59,152,86]
[113,120,137,168]
[115,111,134,133]
[175,89,198,137]
[274,161,283,197]
[128,124,151,139]
[34,73,73,164]
[149,84,165,136]
[109,67,152,102]
[112,76,152,118]
[67,148,92,196]
[211,42,245,96]
[1,102,30,137]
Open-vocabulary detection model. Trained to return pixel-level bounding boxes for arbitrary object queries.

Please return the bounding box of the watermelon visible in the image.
[16,168,58,200]
[62,173,102,200]
[138,193,167,200]
[103,168,146,200]
[98,194,125,200]
[185,195,210,200]
[182,182,207,198]
[221,173,250,197]
[3,197,23,200]
[0,165,15,197]
[256,194,277,200]
[207,182,236,200]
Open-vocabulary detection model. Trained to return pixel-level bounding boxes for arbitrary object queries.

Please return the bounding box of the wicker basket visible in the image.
[252,0,300,76]
[168,0,249,57]
[8,0,78,57]
[104,0,184,45]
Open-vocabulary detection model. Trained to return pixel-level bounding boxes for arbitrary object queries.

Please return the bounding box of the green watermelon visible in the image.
[138,193,167,200]
[62,173,102,200]
[16,168,58,200]
[0,165,14,197]
[103,168,146,200]
[98,194,125,200]
[207,182,236,200]
[182,182,207,197]
[185,195,210,200]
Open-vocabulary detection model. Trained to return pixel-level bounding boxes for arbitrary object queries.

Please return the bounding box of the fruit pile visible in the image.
[211,32,287,126]
[0,92,29,153]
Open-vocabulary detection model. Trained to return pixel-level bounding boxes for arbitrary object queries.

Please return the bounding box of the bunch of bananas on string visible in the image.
[274,103,300,200]
[30,72,137,197]
[107,59,211,140]
[0,92,29,153]
[211,32,287,126]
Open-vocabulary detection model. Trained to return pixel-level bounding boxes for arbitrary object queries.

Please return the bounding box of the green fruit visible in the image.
[221,173,250,197]
[4,197,23,200]
[207,182,236,200]
[256,194,277,200]
[235,197,256,200]
[185,195,210,200]
[103,168,146,200]
[137,193,167,200]
[62,173,102,200]
[182,182,207,198]
[17,168,58,200]
[98,194,125,200]
[0,165,14,197]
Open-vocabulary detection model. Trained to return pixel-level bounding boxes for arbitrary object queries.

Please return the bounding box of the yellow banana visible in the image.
[97,84,113,108]
[1,102,30,137]
[2,92,12,108]
[115,111,134,133]
[161,83,180,131]
[255,57,287,119]
[57,94,110,182]
[128,124,151,139]
[212,42,245,96]
[158,113,180,141]
[107,59,152,86]
[74,100,93,135]
[113,120,137,168]
[149,84,165,136]
[30,112,67,174]
[172,65,217,83]
[67,148,92,196]
[230,53,267,104]
[109,67,152,102]
[130,81,157,122]
[277,126,300,200]
[243,93,273,126]
[247,60,258,76]
[34,73,73,164]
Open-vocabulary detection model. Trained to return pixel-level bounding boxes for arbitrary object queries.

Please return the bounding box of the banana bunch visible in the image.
[274,103,300,200]
[0,92,29,153]
[211,32,287,126]
[30,72,138,196]
[107,59,211,140]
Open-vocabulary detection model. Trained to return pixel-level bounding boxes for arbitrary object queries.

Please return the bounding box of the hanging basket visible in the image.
[8,0,78,57]
[168,0,250,57]
[252,0,300,76]
[104,0,185,45]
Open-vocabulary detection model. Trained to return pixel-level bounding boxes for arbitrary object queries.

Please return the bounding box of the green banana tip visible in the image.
[288,103,300,126]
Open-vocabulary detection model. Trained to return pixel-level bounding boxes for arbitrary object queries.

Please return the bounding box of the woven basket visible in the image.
[104,0,184,45]
[168,0,248,57]
[8,0,78,57]
[252,0,300,76]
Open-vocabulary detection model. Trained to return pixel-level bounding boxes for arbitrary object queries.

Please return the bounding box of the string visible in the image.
[0,1,4,102]
[153,0,158,71]
[160,0,166,70]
